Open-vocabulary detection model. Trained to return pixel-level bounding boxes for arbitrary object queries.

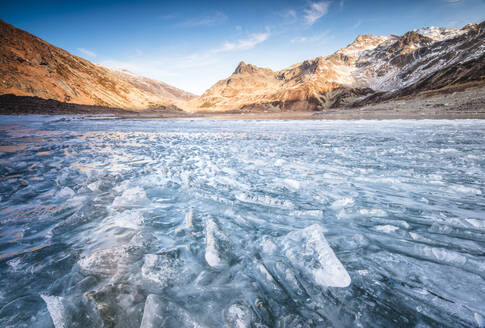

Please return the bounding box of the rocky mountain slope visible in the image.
[0,19,195,110]
[187,21,485,112]
[1,19,483,114]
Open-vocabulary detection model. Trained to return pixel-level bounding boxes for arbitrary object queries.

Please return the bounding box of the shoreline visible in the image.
[2,111,484,120]
[1,85,484,120]
[2,109,485,121]
[117,112,485,121]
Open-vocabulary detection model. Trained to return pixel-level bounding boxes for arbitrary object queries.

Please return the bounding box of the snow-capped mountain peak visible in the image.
[188,21,484,112]
[414,26,467,41]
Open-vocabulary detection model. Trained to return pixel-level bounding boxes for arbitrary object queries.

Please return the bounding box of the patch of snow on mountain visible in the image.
[415,26,467,41]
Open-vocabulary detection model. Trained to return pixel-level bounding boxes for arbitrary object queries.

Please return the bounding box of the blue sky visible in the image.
[2,0,484,94]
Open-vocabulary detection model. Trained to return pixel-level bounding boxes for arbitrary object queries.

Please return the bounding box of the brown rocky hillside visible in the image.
[0,19,195,110]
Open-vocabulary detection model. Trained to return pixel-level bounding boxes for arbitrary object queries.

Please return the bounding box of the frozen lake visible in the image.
[0,116,484,327]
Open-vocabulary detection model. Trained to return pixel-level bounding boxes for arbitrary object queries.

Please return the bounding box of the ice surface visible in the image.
[140,294,203,328]
[40,294,102,328]
[57,187,75,198]
[282,224,351,288]
[375,225,399,233]
[330,197,354,209]
[40,295,68,328]
[185,208,194,228]
[0,117,484,327]
[112,186,149,208]
[282,178,300,190]
[141,250,197,289]
[223,302,261,328]
[110,210,144,229]
[78,245,140,277]
[142,253,180,287]
[204,217,232,269]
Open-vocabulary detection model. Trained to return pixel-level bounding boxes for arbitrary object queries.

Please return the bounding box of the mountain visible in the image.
[109,68,195,103]
[1,19,483,114]
[0,20,195,110]
[187,22,484,112]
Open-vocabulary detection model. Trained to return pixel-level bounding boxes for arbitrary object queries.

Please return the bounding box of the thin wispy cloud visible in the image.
[273,8,298,26]
[159,13,177,20]
[78,48,96,58]
[178,11,227,27]
[213,32,270,53]
[447,20,458,27]
[303,1,330,26]
[291,30,330,43]
[285,9,297,19]
[277,8,298,24]
[291,36,311,43]
[279,9,297,19]
[176,53,220,69]
[100,29,270,79]
[175,30,270,69]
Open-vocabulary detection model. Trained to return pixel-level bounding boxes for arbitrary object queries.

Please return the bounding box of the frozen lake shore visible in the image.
[0,117,484,327]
